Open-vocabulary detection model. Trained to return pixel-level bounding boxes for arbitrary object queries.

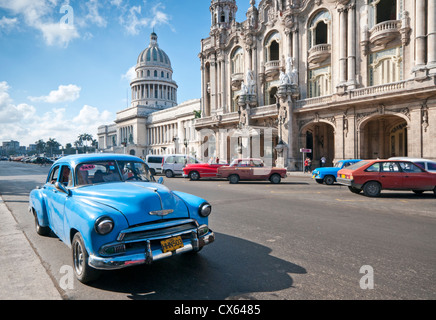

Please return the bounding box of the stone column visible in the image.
[338,7,348,86]
[415,0,427,67]
[428,0,436,72]
[347,1,356,88]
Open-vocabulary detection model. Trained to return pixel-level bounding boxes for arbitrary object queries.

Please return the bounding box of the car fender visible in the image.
[29,188,49,227]
[63,196,129,256]
[172,191,210,226]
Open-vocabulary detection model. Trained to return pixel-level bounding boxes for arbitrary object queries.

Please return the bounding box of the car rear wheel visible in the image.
[72,233,99,284]
[270,174,281,184]
[33,210,50,236]
[323,175,335,185]
[229,174,239,184]
[189,171,200,181]
[165,170,174,178]
[363,181,381,197]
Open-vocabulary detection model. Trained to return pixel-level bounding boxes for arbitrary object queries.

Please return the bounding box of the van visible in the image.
[162,154,200,178]
[145,155,164,175]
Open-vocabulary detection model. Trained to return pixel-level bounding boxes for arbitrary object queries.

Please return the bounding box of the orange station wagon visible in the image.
[337,160,436,197]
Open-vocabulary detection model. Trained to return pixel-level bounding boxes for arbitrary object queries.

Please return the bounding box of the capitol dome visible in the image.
[130,32,178,111]
[137,32,172,70]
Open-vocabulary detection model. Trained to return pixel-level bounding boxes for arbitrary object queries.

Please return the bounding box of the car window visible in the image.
[334,162,342,168]
[381,162,400,172]
[399,162,424,173]
[347,160,368,171]
[252,160,264,167]
[165,156,175,164]
[76,162,121,185]
[365,163,380,172]
[147,157,162,164]
[60,166,73,187]
[238,160,251,167]
[118,161,152,182]
[427,162,436,171]
[48,165,60,184]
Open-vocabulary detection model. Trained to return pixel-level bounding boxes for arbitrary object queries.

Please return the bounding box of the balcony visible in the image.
[308,44,331,67]
[231,72,244,90]
[264,60,281,80]
[369,20,401,48]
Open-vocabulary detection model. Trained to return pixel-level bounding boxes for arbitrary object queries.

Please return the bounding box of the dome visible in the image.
[137,32,172,69]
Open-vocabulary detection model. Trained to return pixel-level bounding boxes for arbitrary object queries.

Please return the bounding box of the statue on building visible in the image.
[241,69,256,95]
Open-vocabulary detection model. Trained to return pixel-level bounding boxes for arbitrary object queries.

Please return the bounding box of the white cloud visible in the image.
[0,81,113,146]
[28,84,81,103]
[121,65,136,82]
[120,2,172,35]
[0,0,79,47]
[0,16,18,32]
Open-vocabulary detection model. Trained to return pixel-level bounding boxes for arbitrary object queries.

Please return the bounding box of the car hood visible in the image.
[72,182,189,226]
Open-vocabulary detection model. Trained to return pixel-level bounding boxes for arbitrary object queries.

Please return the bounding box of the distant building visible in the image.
[2,140,19,153]
[98,32,200,157]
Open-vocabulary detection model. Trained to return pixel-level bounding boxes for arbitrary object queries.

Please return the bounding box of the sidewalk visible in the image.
[0,197,62,300]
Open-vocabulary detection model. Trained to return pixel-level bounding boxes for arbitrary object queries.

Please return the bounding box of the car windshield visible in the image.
[345,160,368,171]
[76,160,153,186]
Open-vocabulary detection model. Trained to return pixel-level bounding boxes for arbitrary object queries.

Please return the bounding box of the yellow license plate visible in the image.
[342,174,346,178]
[161,236,184,253]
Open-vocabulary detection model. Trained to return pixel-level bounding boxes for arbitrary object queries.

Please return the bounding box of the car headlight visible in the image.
[199,202,212,217]
[94,216,114,235]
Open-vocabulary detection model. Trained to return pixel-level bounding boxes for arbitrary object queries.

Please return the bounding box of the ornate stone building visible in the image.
[98,33,200,157]
[196,0,436,169]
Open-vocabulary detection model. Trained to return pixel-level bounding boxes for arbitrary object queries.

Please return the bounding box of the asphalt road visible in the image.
[0,161,435,300]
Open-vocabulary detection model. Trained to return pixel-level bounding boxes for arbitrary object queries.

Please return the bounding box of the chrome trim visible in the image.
[149,209,174,216]
[89,229,215,270]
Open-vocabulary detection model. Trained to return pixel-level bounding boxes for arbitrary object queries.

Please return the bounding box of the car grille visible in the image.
[117,220,198,243]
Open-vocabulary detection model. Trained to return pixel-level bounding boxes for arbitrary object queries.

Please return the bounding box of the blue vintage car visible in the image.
[29,154,215,283]
[312,159,362,185]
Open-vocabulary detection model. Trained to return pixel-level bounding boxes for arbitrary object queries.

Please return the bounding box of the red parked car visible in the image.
[337,159,436,197]
[183,161,228,180]
[217,158,287,184]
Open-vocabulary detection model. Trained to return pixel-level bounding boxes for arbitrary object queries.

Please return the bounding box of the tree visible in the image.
[77,133,93,153]
[46,138,60,157]
[35,139,46,155]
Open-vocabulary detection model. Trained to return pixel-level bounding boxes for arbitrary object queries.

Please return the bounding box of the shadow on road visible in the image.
[88,232,307,300]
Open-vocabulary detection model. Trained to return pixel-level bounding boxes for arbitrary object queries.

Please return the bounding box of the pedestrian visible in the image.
[304,157,309,173]
[320,156,326,167]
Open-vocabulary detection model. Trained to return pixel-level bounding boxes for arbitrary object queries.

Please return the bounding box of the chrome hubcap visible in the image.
[73,241,84,275]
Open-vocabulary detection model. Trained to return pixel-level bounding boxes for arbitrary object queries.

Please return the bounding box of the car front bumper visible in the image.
[88,230,215,270]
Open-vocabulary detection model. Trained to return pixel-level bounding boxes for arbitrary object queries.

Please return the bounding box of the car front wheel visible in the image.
[270,174,281,184]
[72,233,99,284]
[324,175,335,185]
[165,170,174,178]
[189,171,200,181]
[229,174,239,184]
[363,181,381,197]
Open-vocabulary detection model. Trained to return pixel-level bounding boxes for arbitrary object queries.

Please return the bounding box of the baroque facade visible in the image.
[196,0,436,169]
[98,33,200,157]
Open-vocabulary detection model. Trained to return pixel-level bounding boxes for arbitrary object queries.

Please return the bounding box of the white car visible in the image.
[388,157,436,173]
[162,154,200,178]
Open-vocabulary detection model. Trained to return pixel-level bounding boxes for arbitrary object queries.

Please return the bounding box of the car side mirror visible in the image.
[55,182,70,195]
[157,177,164,185]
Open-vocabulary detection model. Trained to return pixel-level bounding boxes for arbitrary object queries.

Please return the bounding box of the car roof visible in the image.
[53,153,143,167]
[388,157,435,162]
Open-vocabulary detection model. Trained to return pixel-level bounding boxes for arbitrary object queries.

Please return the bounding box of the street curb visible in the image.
[0,197,62,300]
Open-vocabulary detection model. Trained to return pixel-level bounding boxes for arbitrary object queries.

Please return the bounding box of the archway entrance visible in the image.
[301,122,335,167]
[359,115,408,159]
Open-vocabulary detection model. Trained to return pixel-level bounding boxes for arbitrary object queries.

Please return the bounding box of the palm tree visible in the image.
[46,138,60,157]
[35,139,46,155]
[77,133,93,153]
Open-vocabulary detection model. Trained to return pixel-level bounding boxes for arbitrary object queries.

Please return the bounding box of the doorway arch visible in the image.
[300,121,335,167]
[358,114,408,159]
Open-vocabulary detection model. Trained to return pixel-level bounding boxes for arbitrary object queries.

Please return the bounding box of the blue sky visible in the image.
[0,0,250,147]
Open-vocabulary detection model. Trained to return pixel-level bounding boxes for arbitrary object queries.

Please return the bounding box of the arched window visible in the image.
[264,32,280,62]
[308,10,331,48]
[154,70,157,77]
[231,47,244,74]
[369,0,397,28]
